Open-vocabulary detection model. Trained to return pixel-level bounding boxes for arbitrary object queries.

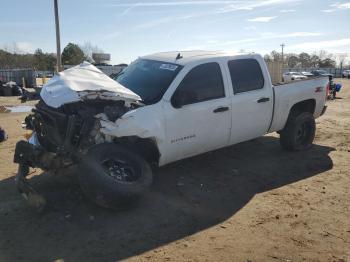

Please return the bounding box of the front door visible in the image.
[163,62,231,164]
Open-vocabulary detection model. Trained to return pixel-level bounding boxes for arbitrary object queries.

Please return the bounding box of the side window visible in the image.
[228,59,264,94]
[172,62,225,106]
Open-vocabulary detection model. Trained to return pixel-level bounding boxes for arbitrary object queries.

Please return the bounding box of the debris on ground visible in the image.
[0,105,33,113]
[0,81,23,97]
[0,106,10,113]
[0,127,7,142]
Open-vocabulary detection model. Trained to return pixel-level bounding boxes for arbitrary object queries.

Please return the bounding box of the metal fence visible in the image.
[64,64,126,77]
[0,69,34,86]
[266,61,283,84]
[0,64,127,88]
[283,68,350,78]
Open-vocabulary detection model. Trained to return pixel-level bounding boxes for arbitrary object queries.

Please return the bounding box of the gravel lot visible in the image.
[0,79,349,262]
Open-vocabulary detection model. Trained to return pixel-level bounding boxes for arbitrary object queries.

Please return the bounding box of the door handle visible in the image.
[257,97,270,103]
[213,106,229,113]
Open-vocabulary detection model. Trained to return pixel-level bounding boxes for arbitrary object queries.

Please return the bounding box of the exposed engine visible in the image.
[21,99,138,170]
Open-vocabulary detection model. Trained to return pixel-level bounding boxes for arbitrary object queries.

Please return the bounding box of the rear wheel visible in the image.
[78,143,153,209]
[280,112,316,151]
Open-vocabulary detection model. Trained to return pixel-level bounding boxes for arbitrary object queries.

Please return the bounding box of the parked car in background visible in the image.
[311,70,333,79]
[282,72,307,82]
[301,71,314,77]
[342,70,350,78]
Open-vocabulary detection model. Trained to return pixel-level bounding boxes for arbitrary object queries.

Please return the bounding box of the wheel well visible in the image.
[278,99,316,134]
[114,136,160,166]
[290,99,316,116]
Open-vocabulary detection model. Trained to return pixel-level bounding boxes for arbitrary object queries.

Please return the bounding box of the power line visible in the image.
[280,43,285,66]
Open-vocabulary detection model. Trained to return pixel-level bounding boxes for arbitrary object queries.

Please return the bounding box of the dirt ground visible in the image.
[0,80,349,262]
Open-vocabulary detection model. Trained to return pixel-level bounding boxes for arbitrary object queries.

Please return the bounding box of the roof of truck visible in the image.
[141,50,256,66]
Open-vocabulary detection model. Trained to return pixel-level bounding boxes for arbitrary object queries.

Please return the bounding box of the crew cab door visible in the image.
[225,58,273,144]
[162,62,231,163]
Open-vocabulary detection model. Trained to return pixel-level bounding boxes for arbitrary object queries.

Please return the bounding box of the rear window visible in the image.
[227,59,264,94]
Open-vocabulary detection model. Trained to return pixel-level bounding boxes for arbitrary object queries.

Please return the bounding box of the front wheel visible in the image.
[280,112,316,151]
[77,143,153,209]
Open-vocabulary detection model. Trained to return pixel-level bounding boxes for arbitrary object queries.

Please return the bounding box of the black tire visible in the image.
[280,112,316,151]
[77,143,153,209]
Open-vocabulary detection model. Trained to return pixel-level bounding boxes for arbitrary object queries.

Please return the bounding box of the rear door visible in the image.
[225,58,273,144]
[162,62,231,163]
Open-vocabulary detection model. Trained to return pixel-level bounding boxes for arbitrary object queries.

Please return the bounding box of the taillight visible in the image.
[326,83,330,99]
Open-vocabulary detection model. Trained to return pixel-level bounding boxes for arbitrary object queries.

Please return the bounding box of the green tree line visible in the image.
[1,43,348,70]
[265,50,348,68]
[0,42,102,71]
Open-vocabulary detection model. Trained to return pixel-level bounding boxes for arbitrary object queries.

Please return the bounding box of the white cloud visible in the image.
[332,2,350,9]
[211,32,322,47]
[100,31,121,41]
[120,5,137,16]
[107,0,301,13]
[282,32,322,37]
[134,16,182,29]
[218,0,300,13]
[244,26,257,31]
[15,42,33,53]
[134,13,204,29]
[108,1,242,7]
[0,42,34,54]
[290,38,350,50]
[247,16,277,22]
[280,9,296,12]
[183,45,206,51]
[321,2,350,12]
[111,0,300,29]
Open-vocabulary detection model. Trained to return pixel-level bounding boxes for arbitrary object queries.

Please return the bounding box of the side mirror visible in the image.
[171,89,186,109]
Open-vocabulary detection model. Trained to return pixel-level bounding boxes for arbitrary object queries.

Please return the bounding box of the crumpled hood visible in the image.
[40,62,141,108]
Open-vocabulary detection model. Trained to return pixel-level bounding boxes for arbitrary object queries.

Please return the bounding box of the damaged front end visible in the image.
[13,62,142,210]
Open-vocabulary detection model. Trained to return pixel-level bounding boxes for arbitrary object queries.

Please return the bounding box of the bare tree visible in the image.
[79,42,104,63]
[333,53,348,69]
[270,50,281,61]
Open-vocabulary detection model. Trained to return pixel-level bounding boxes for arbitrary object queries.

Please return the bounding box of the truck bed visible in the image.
[268,76,329,132]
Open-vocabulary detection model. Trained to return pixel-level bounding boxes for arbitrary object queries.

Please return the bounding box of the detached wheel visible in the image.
[78,143,153,209]
[280,112,316,151]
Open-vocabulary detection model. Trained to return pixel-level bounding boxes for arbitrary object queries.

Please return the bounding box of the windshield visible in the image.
[114,59,183,105]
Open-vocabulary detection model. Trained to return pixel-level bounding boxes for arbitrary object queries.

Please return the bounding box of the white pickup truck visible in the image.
[14,51,328,209]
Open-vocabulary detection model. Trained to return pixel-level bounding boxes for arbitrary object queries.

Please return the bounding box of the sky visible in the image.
[0,0,349,64]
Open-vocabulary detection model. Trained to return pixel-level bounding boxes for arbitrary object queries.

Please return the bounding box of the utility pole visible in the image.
[54,0,62,73]
[280,43,285,66]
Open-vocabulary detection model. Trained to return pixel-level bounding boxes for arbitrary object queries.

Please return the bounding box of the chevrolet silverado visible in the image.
[14,51,329,209]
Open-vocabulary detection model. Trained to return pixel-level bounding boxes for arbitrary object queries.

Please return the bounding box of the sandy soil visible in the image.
[0,81,349,262]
